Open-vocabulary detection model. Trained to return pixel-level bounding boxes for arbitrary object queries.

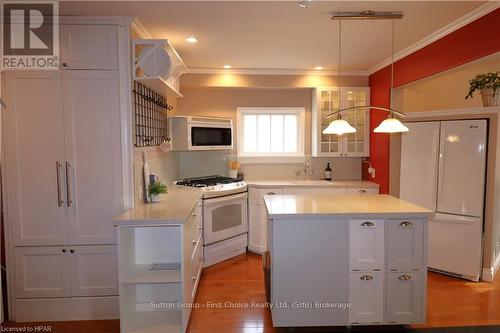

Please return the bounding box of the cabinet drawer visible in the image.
[386,271,423,324]
[349,272,384,324]
[387,220,424,271]
[349,220,385,271]
[346,188,379,195]
[249,188,282,204]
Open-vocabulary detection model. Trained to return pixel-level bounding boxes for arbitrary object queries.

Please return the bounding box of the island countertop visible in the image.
[114,188,202,226]
[264,194,434,219]
[246,179,379,189]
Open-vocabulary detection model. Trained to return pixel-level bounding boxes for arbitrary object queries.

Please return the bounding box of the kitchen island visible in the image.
[264,194,434,327]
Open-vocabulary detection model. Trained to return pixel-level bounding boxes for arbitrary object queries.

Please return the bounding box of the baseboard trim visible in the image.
[482,255,500,282]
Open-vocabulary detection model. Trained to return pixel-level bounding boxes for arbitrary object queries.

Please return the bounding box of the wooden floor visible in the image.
[2,252,500,332]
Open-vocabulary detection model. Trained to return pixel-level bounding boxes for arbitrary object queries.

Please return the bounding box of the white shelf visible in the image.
[122,264,181,284]
[134,76,183,99]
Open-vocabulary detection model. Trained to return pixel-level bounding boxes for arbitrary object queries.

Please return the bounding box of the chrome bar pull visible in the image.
[66,162,73,207]
[360,275,374,281]
[398,274,412,281]
[360,221,374,227]
[399,221,413,227]
[56,161,64,207]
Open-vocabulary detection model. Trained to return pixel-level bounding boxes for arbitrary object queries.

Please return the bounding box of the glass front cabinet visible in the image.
[312,87,370,157]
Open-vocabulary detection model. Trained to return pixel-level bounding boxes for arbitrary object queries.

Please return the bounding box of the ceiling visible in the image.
[60,1,487,73]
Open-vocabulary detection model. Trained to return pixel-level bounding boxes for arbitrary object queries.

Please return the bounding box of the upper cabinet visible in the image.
[312,87,370,157]
[60,25,118,70]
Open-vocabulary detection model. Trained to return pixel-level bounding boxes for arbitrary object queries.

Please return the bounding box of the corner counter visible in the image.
[264,194,433,327]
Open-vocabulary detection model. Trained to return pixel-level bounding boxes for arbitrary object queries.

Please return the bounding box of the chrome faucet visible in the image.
[296,162,313,176]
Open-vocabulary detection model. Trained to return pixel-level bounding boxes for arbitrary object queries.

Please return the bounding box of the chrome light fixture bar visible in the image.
[324,11,409,134]
[331,10,403,20]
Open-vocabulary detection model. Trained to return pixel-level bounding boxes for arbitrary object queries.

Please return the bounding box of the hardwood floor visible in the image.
[2,252,500,332]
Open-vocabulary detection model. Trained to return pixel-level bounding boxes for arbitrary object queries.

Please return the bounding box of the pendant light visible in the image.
[322,20,356,135]
[325,12,409,134]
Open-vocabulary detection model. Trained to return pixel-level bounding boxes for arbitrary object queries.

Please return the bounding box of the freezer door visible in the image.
[437,120,487,217]
[400,122,440,211]
[428,213,482,281]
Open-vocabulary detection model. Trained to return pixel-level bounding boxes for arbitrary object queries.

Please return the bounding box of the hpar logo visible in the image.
[1,0,59,70]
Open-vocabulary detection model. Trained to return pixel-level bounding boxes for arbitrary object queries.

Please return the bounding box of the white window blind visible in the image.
[237,108,305,162]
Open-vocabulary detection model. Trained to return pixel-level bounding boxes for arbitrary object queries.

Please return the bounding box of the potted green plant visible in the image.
[147,180,168,203]
[465,71,500,107]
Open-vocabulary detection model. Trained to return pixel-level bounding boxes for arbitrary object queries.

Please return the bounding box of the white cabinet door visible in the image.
[283,188,346,195]
[386,271,423,324]
[60,25,118,70]
[387,220,424,271]
[15,246,71,298]
[248,203,265,253]
[349,220,385,271]
[340,87,370,157]
[312,87,343,157]
[70,245,118,296]
[63,71,123,245]
[348,272,384,324]
[4,71,68,245]
[346,188,379,195]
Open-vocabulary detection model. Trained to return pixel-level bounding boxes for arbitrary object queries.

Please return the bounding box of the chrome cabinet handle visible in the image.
[192,276,197,281]
[56,161,64,207]
[399,221,413,227]
[65,162,73,207]
[62,248,67,253]
[398,274,412,281]
[360,221,374,227]
[360,275,373,281]
[358,189,367,193]
[267,192,276,195]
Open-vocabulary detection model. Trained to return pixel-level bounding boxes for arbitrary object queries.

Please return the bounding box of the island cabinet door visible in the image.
[348,272,384,324]
[387,220,424,271]
[386,271,423,324]
[349,220,385,271]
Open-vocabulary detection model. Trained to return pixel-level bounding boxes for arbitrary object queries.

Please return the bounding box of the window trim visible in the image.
[236,107,305,163]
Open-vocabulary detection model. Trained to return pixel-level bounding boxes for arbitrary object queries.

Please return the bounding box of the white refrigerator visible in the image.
[400,120,487,281]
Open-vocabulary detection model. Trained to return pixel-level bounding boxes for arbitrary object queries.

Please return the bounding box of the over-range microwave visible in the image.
[170,116,233,151]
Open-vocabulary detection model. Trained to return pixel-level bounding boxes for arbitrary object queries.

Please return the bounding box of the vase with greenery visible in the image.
[147,180,168,203]
[465,71,500,107]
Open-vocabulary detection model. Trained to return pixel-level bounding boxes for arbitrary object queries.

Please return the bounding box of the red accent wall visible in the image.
[365,8,500,194]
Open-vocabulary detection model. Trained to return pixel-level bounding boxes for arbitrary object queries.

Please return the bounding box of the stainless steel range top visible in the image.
[175,175,247,198]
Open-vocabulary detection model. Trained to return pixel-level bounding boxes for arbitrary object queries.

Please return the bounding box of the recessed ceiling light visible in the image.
[185,37,198,43]
[314,66,323,70]
[298,0,312,8]
[223,64,232,69]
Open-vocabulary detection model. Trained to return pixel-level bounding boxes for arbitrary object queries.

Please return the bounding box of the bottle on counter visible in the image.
[324,163,332,181]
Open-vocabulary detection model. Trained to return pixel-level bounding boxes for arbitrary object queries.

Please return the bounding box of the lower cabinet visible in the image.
[348,272,384,324]
[248,188,282,253]
[15,245,118,299]
[386,271,423,324]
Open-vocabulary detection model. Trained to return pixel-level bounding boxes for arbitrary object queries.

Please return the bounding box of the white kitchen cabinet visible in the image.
[312,87,370,157]
[4,71,68,246]
[248,188,282,253]
[63,70,122,245]
[387,220,424,271]
[70,245,118,297]
[282,188,346,195]
[386,271,423,324]
[15,247,71,299]
[60,25,118,70]
[346,188,379,195]
[348,272,384,324]
[349,220,385,271]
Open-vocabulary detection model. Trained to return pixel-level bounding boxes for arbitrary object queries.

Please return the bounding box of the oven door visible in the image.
[188,124,233,150]
[203,192,248,245]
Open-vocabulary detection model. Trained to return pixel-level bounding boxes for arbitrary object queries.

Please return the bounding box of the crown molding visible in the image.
[59,16,133,26]
[186,67,369,77]
[404,106,500,120]
[368,2,500,75]
[131,18,152,39]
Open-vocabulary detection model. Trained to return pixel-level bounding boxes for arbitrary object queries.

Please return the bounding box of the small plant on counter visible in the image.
[147,180,168,203]
[465,72,500,107]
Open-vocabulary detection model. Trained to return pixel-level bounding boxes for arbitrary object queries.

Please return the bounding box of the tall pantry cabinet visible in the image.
[2,20,132,321]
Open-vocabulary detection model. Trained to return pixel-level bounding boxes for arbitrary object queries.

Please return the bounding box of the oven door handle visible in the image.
[203,192,248,206]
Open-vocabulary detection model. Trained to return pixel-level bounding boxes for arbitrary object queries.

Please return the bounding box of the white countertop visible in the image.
[264,194,434,219]
[246,180,379,189]
[114,188,202,226]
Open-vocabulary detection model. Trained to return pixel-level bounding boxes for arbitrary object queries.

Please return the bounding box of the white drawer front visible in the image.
[349,220,385,271]
[387,220,424,271]
[386,271,423,324]
[346,188,379,195]
[349,272,384,324]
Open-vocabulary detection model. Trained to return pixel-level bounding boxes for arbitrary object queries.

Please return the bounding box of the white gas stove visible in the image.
[175,175,247,198]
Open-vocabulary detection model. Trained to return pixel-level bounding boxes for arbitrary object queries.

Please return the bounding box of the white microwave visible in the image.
[170,116,233,151]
